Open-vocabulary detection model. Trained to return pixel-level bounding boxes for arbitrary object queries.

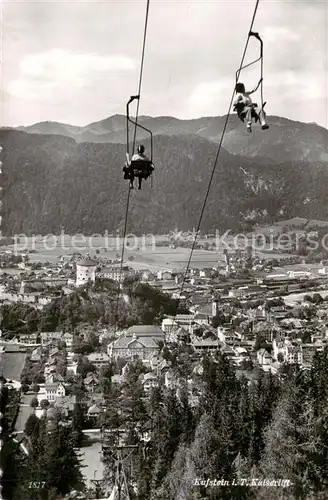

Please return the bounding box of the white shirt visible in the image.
[233,92,253,107]
[132,153,150,162]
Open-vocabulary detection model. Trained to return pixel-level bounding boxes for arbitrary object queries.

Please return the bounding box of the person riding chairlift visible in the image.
[123,145,154,190]
[233,79,269,133]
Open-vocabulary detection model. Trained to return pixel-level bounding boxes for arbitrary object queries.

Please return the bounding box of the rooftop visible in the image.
[77,259,98,267]
[125,325,164,336]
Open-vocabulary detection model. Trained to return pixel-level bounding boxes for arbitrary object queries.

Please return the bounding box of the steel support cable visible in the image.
[132,0,151,152]
[171,0,260,328]
[260,44,264,111]
[113,0,151,337]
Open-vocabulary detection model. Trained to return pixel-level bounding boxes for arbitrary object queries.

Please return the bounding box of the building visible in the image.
[217,327,235,344]
[287,270,311,279]
[66,361,78,375]
[284,341,303,364]
[141,372,158,394]
[125,325,165,341]
[140,270,156,282]
[301,344,318,365]
[76,259,97,287]
[228,287,247,298]
[192,339,220,353]
[272,338,303,364]
[108,333,160,362]
[161,315,194,336]
[157,270,173,280]
[84,374,99,392]
[212,299,219,317]
[87,352,110,369]
[257,348,273,367]
[199,269,212,278]
[87,404,102,419]
[18,333,39,344]
[41,331,63,345]
[62,332,73,349]
[37,382,66,405]
[97,265,130,282]
[30,347,42,363]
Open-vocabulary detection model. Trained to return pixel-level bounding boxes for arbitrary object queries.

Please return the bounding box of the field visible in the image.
[283,289,328,306]
[80,441,104,487]
[2,233,293,273]
[15,393,35,433]
[0,351,27,382]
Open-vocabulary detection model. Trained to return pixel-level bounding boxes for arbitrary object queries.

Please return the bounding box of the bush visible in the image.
[21,384,29,394]
[40,399,50,409]
[30,397,39,408]
[24,413,40,436]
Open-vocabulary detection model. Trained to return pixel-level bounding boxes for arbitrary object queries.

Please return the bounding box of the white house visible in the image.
[108,334,160,363]
[41,331,63,345]
[63,332,73,348]
[66,361,78,375]
[141,372,158,394]
[257,348,273,367]
[272,338,303,364]
[229,287,247,298]
[37,382,66,405]
[97,265,130,282]
[217,327,235,344]
[157,270,173,280]
[287,270,311,279]
[87,352,110,369]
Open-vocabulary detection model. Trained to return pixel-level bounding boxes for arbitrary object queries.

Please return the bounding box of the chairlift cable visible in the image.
[171,0,261,327]
[113,0,151,338]
[132,0,151,153]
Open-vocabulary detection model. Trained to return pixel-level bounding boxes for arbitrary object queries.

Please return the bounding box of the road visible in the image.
[79,441,104,488]
[0,350,27,382]
[15,393,35,432]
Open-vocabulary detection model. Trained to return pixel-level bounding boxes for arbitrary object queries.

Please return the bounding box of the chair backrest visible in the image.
[131,159,154,173]
[130,159,151,167]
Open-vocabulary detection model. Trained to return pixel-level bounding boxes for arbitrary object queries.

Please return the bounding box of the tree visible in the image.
[254,336,269,352]
[240,359,254,371]
[25,413,40,436]
[40,399,50,409]
[188,412,250,499]
[77,356,97,378]
[277,352,284,363]
[32,383,40,393]
[151,443,195,500]
[259,370,326,498]
[312,293,323,304]
[302,330,312,344]
[72,402,86,447]
[28,424,84,497]
[30,396,39,408]
[149,389,184,493]
[212,312,226,328]
[100,364,113,395]
[0,383,23,499]
[21,383,29,394]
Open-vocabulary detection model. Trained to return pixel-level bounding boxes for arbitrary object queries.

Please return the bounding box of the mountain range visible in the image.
[0,113,327,235]
[16,113,328,163]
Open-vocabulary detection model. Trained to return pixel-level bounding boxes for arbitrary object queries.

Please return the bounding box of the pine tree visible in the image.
[150,389,184,493]
[41,426,84,496]
[71,401,85,447]
[259,370,323,499]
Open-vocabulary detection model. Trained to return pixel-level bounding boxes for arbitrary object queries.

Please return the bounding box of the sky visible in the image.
[1,0,328,128]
